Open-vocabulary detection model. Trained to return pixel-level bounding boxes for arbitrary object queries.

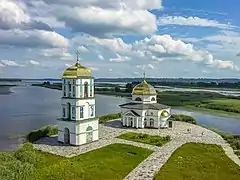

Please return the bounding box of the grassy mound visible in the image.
[154,143,240,180]
[118,132,171,147]
[0,143,152,180]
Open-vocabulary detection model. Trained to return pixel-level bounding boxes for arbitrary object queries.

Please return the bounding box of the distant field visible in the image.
[154,143,240,180]
[198,99,240,114]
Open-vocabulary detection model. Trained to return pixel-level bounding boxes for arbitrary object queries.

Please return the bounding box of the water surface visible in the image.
[0,86,240,151]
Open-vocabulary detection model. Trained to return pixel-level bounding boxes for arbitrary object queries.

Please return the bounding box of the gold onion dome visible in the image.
[161,110,169,117]
[62,62,92,79]
[132,80,157,95]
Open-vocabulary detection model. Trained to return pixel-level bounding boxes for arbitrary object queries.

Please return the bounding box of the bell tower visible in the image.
[57,51,99,145]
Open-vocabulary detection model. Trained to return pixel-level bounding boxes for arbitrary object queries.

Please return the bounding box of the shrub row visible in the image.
[99,113,121,124]
[26,125,57,143]
[171,114,197,124]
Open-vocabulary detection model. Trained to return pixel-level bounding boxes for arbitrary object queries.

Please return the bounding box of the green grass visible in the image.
[0,143,153,180]
[154,143,240,180]
[99,113,121,124]
[198,99,240,114]
[118,132,171,147]
[171,114,197,124]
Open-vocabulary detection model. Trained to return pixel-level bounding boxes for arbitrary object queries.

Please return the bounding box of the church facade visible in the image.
[57,55,99,145]
[119,78,172,129]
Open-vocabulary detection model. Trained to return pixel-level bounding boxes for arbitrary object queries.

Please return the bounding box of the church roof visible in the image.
[62,62,93,79]
[119,102,170,110]
[132,80,157,95]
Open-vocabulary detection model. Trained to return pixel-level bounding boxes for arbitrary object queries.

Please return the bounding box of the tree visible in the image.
[114,86,121,92]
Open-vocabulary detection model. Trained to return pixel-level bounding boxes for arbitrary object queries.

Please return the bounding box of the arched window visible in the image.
[68,81,71,97]
[72,107,76,119]
[90,105,94,117]
[151,97,156,101]
[80,107,84,118]
[67,103,71,119]
[135,97,142,101]
[86,126,93,132]
[150,118,154,127]
[84,82,88,98]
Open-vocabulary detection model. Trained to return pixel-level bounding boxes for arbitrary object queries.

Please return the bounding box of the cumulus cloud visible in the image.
[78,45,89,52]
[29,60,40,65]
[0,60,21,67]
[0,29,68,48]
[109,54,130,62]
[53,6,157,37]
[39,0,162,10]
[98,55,104,60]
[0,0,52,31]
[158,16,233,29]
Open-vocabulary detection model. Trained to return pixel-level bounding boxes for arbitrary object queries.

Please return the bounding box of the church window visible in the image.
[151,97,156,101]
[72,107,76,119]
[62,108,65,117]
[68,82,71,97]
[63,79,66,84]
[80,107,84,118]
[90,105,94,117]
[63,86,66,96]
[80,80,82,97]
[135,97,142,101]
[150,118,154,127]
[73,80,75,84]
[84,82,88,98]
[151,112,154,116]
[72,86,76,97]
[90,79,93,97]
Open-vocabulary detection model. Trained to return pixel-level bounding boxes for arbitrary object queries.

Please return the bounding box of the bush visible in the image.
[26,125,57,142]
[0,160,34,180]
[171,114,197,124]
[14,147,40,166]
[99,113,121,124]
[0,152,16,162]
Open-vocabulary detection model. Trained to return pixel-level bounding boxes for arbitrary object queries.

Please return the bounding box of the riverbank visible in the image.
[32,83,240,119]
[0,85,16,95]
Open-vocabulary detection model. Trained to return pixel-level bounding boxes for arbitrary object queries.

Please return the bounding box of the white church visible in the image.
[57,53,172,146]
[119,76,172,129]
[57,53,99,145]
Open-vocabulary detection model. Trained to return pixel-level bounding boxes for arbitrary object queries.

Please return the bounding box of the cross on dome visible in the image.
[75,50,80,63]
[143,72,146,80]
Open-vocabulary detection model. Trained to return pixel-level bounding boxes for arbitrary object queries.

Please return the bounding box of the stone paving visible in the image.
[33,120,240,180]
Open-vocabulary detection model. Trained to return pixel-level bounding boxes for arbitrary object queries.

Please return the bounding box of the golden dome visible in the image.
[62,62,92,79]
[132,80,157,95]
[161,110,169,117]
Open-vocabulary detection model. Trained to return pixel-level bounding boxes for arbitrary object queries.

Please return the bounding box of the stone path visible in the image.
[33,120,240,180]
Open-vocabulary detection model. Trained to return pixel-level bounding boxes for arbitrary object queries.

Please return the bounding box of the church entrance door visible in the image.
[64,128,70,144]
[86,126,93,143]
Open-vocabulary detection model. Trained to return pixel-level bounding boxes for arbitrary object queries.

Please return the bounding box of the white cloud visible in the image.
[34,0,159,37]
[0,29,68,48]
[109,54,130,62]
[109,68,112,72]
[158,16,233,29]
[78,45,89,52]
[40,0,162,10]
[0,62,5,67]
[39,48,73,60]
[29,60,40,65]
[0,60,20,67]
[89,66,99,71]
[98,55,104,60]
[88,37,132,52]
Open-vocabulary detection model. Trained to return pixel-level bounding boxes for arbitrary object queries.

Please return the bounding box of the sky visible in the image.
[0,0,240,79]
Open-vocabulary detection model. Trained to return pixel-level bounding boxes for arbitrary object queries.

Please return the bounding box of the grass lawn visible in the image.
[118,132,171,147]
[0,143,152,180]
[154,143,240,180]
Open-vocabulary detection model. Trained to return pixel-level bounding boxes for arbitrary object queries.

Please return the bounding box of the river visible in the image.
[0,86,240,151]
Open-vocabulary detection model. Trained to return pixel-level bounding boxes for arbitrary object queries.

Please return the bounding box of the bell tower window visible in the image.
[84,82,88,98]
